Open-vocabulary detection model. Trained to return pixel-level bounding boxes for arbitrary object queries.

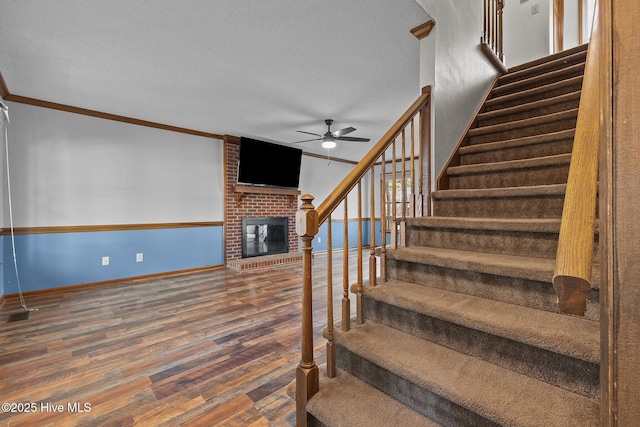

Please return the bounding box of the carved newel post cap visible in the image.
[296,194,318,237]
[299,194,315,210]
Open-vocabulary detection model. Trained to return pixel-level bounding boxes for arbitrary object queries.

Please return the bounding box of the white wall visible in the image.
[415,0,498,179]
[503,0,585,68]
[564,0,580,49]
[298,154,359,218]
[503,0,553,68]
[4,102,224,227]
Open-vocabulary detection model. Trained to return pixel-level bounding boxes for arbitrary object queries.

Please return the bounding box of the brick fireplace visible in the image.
[224,137,301,269]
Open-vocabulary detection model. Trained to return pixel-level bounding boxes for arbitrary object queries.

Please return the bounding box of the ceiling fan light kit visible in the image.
[292,119,370,149]
[321,139,336,149]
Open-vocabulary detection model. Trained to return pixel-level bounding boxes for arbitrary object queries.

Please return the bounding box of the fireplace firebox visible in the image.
[241,217,289,258]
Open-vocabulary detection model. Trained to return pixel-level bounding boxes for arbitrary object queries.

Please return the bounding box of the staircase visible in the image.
[305,44,600,426]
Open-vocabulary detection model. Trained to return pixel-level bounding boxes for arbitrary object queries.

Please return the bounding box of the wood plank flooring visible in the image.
[0,251,365,426]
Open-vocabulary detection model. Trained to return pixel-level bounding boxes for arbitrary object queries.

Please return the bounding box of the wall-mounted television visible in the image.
[237,137,302,189]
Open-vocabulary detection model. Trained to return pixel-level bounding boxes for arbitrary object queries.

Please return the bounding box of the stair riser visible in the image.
[405,227,559,259]
[499,52,587,86]
[385,258,600,320]
[364,298,600,399]
[336,348,499,427]
[485,79,583,111]
[308,416,326,427]
[491,66,585,98]
[477,98,580,127]
[469,117,577,145]
[459,137,573,164]
[404,225,601,260]
[432,194,565,218]
[448,163,569,189]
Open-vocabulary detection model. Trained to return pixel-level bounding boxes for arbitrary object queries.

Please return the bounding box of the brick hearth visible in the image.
[224,137,300,266]
[226,251,304,271]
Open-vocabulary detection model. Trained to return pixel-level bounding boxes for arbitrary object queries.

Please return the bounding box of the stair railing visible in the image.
[295,86,432,426]
[553,2,601,316]
[481,0,507,72]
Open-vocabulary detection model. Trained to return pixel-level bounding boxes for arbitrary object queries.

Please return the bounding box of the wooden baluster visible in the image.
[356,182,364,325]
[420,86,432,216]
[380,150,387,283]
[483,0,489,44]
[391,139,398,249]
[369,165,377,288]
[326,214,335,378]
[497,0,504,61]
[487,0,492,49]
[418,111,424,216]
[295,195,319,427]
[400,127,407,247]
[342,198,350,331]
[410,118,416,218]
[495,0,499,52]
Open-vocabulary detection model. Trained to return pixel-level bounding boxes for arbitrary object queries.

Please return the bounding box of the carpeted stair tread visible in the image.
[405,216,599,239]
[431,184,567,218]
[505,43,588,76]
[334,321,599,427]
[459,129,575,157]
[499,50,587,85]
[405,216,562,233]
[306,367,443,427]
[491,63,585,98]
[365,280,599,363]
[387,246,556,283]
[432,183,565,200]
[485,75,583,110]
[469,109,578,138]
[447,153,571,176]
[477,91,581,123]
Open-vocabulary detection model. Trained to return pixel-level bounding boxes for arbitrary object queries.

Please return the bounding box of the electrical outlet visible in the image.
[102,256,110,266]
[531,3,539,14]
[136,253,144,262]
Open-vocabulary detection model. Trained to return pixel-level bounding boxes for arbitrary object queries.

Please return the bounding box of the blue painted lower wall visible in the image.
[0,219,378,298]
[2,226,224,295]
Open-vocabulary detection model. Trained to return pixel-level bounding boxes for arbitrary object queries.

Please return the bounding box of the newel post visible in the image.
[295,194,319,427]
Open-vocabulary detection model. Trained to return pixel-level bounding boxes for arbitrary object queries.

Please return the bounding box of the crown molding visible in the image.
[0,70,224,140]
[224,134,357,165]
[411,20,435,40]
[2,71,359,164]
[298,150,357,165]
[0,71,9,99]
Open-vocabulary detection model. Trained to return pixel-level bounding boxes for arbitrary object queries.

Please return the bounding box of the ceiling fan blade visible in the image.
[336,136,371,142]
[296,130,323,137]
[290,137,322,144]
[332,127,356,137]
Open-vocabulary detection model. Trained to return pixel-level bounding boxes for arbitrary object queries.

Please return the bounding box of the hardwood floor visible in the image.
[0,251,365,426]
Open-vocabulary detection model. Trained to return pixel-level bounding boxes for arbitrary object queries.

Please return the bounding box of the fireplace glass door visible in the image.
[241,217,288,258]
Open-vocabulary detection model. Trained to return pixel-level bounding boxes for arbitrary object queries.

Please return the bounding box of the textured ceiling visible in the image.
[0,0,429,161]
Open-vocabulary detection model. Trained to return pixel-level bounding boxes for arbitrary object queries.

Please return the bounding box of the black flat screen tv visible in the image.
[237,137,302,189]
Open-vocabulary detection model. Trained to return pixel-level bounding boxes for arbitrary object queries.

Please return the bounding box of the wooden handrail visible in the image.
[553,2,601,316]
[316,86,431,224]
[295,87,431,426]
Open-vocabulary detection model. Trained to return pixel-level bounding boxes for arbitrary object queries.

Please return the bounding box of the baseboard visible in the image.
[1,265,225,301]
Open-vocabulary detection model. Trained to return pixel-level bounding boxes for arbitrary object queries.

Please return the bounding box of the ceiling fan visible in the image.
[291,119,370,149]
